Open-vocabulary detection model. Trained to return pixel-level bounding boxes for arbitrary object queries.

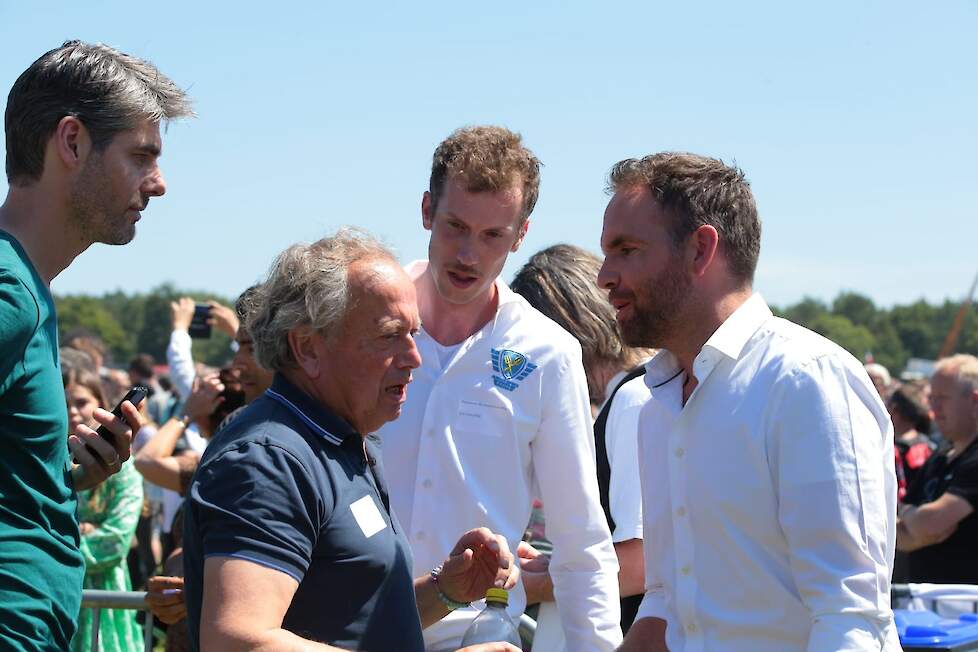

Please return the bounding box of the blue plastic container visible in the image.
[896,609,978,651]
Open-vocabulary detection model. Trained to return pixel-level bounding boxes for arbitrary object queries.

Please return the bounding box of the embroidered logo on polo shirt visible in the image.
[491,348,537,392]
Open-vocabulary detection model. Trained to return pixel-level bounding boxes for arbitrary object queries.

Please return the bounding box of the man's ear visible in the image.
[512,219,530,253]
[687,224,719,278]
[421,191,434,230]
[287,326,324,379]
[53,116,91,171]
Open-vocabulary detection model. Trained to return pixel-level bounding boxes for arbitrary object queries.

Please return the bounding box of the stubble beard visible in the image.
[619,263,692,350]
[69,154,136,247]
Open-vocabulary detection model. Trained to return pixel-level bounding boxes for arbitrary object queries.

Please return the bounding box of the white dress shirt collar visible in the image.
[645,293,773,392]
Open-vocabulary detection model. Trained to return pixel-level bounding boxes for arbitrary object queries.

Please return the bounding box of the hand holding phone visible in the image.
[189,304,212,339]
[70,386,146,491]
[95,385,148,447]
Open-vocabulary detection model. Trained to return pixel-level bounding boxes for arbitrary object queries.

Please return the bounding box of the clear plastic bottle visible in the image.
[459,588,522,647]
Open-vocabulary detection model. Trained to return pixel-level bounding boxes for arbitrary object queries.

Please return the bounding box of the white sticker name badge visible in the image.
[350,495,388,539]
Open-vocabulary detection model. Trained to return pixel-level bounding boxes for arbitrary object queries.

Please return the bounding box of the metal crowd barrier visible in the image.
[80,590,154,652]
[891,582,978,614]
[518,612,537,645]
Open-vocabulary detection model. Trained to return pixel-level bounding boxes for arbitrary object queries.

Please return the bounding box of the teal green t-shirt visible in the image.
[0,231,84,651]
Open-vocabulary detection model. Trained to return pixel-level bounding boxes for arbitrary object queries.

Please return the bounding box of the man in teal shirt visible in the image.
[0,41,192,650]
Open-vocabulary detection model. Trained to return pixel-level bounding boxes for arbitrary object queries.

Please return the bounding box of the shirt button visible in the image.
[681,565,691,576]
[676,507,686,517]
[687,623,698,634]
[415,531,426,541]
[422,479,433,489]
[675,447,685,458]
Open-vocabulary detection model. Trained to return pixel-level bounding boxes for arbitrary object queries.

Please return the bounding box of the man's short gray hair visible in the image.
[935,354,978,394]
[5,40,193,185]
[246,228,398,372]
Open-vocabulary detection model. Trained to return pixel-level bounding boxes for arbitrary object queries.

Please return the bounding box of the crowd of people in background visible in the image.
[2,39,977,652]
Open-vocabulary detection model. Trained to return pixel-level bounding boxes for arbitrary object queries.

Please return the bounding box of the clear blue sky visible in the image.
[2,1,976,308]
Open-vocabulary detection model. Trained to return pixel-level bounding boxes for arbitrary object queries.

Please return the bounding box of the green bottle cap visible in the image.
[485,588,509,604]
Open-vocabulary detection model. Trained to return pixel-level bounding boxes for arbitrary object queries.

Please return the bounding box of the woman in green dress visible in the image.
[65,368,144,652]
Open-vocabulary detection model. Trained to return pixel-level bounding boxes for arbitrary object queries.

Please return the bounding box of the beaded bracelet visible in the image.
[430,564,471,611]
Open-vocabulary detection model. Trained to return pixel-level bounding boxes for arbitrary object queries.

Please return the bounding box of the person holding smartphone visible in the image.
[167,297,240,402]
[0,41,191,652]
[64,368,145,652]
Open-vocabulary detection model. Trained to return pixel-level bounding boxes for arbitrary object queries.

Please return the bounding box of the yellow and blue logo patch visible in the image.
[491,348,537,391]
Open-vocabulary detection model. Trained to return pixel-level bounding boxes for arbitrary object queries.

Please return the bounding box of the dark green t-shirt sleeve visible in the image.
[0,271,39,389]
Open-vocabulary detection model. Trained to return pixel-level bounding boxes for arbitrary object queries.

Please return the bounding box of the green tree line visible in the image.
[56,285,977,375]
[771,292,978,373]
[55,284,237,369]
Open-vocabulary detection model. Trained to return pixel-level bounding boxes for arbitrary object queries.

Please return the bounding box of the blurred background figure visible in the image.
[128,353,178,425]
[889,381,936,582]
[230,285,274,404]
[511,244,650,648]
[167,297,239,402]
[63,366,144,652]
[897,354,978,584]
[866,362,893,400]
[63,329,108,374]
[60,347,97,376]
[890,382,936,494]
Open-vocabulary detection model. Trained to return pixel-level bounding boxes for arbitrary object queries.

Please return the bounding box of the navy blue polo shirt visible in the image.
[183,374,424,651]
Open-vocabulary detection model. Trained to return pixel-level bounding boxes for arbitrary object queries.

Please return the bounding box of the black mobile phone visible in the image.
[95,385,148,447]
[189,304,212,339]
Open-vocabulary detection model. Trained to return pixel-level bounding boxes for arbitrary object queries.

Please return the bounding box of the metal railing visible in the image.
[891,582,978,614]
[518,613,537,646]
[80,590,155,652]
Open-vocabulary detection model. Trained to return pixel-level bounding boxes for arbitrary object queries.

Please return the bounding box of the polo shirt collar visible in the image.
[264,373,359,446]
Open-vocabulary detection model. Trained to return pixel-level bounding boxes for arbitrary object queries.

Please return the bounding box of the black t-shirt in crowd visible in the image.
[182,374,423,651]
[905,436,978,584]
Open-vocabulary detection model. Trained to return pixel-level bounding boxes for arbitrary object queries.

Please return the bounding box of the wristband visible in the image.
[430,564,470,611]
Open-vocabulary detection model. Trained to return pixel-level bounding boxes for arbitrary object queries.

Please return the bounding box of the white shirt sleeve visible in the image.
[605,377,647,543]
[532,349,623,650]
[770,355,897,652]
[635,585,669,622]
[166,329,196,400]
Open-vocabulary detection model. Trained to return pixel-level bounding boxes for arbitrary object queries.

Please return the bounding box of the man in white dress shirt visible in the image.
[598,152,900,652]
[377,126,622,651]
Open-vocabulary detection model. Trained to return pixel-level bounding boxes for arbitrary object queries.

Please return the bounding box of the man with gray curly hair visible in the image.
[181,229,520,652]
[0,40,191,651]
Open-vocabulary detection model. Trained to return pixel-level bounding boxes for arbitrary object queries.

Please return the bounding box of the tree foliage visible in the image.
[55,285,977,377]
[55,285,237,369]
[770,291,976,374]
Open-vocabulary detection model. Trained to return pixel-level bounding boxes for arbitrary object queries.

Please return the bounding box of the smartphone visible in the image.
[94,385,148,447]
[189,304,212,339]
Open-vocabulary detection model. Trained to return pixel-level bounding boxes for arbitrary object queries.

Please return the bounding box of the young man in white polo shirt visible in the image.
[378,126,621,651]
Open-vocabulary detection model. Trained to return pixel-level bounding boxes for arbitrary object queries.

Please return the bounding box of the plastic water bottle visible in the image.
[460,588,522,647]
